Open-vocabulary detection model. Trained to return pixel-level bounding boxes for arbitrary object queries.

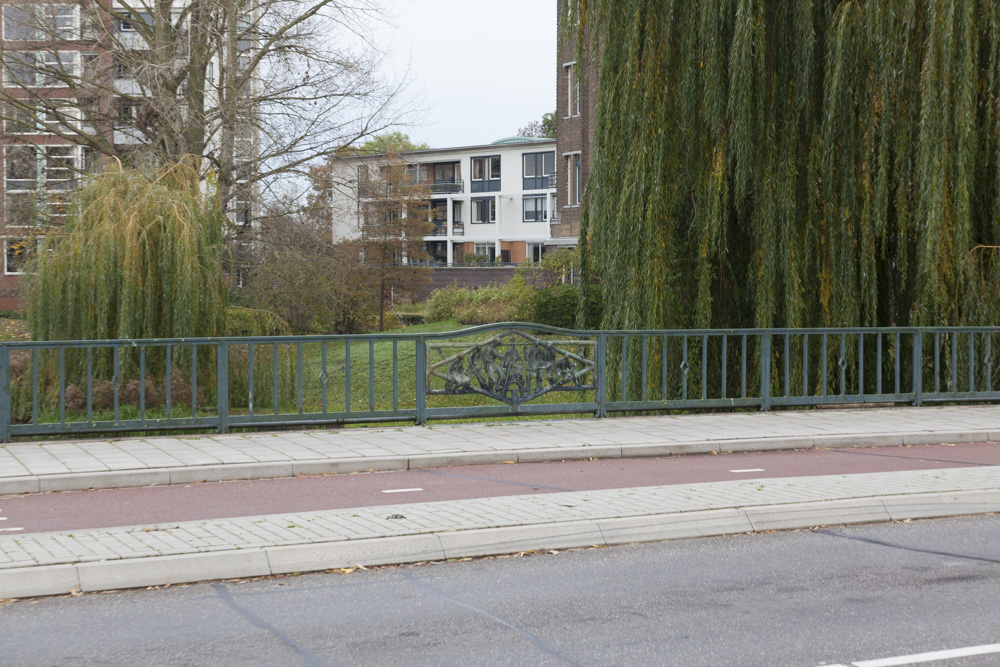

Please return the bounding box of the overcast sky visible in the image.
[378,0,557,148]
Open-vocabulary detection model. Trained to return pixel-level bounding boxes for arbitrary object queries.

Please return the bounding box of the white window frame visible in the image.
[471,197,496,224]
[3,4,80,41]
[564,62,580,118]
[523,195,547,222]
[4,144,81,223]
[564,152,582,207]
[474,243,492,257]
[3,50,79,88]
[4,238,28,275]
[471,155,501,183]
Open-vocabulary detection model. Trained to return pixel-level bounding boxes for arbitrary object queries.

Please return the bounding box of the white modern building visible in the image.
[330,137,576,265]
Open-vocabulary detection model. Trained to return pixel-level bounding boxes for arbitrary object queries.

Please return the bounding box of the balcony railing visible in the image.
[452,222,464,236]
[427,223,447,237]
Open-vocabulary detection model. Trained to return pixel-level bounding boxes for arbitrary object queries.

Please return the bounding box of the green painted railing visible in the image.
[0,324,998,442]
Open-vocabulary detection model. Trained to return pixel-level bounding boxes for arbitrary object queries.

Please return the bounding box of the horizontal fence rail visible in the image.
[0,324,998,442]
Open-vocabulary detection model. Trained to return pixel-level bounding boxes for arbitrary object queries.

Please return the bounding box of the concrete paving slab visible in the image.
[744,498,892,531]
[266,535,445,574]
[76,550,271,592]
[597,509,754,544]
[0,564,79,599]
[437,521,606,558]
[880,489,1000,521]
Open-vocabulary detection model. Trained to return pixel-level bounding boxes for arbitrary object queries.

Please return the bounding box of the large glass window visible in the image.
[471,155,500,193]
[471,197,496,224]
[3,4,78,41]
[523,196,547,222]
[3,50,78,87]
[523,151,556,190]
[5,239,28,275]
[4,144,80,223]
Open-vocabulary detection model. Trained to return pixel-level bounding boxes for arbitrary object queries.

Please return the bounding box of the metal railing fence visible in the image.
[1,324,997,442]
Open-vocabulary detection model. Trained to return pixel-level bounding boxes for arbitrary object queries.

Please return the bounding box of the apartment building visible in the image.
[0,1,254,307]
[331,137,571,266]
[554,0,597,243]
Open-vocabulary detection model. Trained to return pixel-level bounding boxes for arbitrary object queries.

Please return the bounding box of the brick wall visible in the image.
[414,267,518,301]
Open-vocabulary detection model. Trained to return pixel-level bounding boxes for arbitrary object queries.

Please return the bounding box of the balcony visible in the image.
[427,178,464,194]
[452,222,464,236]
[427,223,447,237]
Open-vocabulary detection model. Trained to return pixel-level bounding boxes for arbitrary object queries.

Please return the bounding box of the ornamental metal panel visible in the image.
[426,329,596,408]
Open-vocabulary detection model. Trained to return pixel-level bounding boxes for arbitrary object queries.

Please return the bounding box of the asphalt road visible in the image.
[1,515,999,666]
[3,443,999,534]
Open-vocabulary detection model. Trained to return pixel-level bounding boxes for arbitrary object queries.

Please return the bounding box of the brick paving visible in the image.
[1,405,999,481]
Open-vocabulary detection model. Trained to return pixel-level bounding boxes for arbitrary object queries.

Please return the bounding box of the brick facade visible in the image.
[552,3,597,245]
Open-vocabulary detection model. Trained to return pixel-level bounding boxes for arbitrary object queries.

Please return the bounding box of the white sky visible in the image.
[379,0,557,148]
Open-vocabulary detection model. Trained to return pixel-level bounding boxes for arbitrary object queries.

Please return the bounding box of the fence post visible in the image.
[0,346,9,443]
[217,342,230,434]
[596,333,607,418]
[760,332,772,411]
[415,337,427,425]
[912,331,923,406]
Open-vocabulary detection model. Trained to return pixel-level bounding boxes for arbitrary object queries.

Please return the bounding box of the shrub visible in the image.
[226,307,292,337]
[426,284,473,322]
[533,284,580,329]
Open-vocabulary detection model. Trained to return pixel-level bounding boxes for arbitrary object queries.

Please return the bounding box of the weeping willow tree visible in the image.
[26,160,227,343]
[575,0,1000,330]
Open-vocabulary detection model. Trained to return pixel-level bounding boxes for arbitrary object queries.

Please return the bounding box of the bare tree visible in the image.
[308,153,432,331]
[0,0,410,223]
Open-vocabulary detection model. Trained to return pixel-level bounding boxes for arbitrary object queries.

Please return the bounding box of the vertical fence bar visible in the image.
[821,334,828,396]
[760,333,772,411]
[741,335,747,398]
[951,331,958,392]
[876,334,882,396]
[621,335,628,402]
[858,333,864,396]
[641,337,648,402]
[934,332,941,393]
[661,335,668,401]
[392,340,398,411]
[721,334,728,399]
[217,342,229,434]
[139,347,146,423]
[320,342,327,414]
[297,342,304,415]
[802,334,809,397]
[969,332,975,393]
[345,340,351,413]
[190,345,197,419]
[701,335,708,401]
[839,335,846,396]
[0,346,10,442]
[596,333,607,417]
[895,332,902,396]
[31,349,38,425]
[681,336,688,401]
[113,346,120,422]
[783,334,790,398]
[164,346,170,420]
[415,338,427,424]
[912,331,923,405]
[272,343,278,416]
[987,334,993,393]
[58,348,65,427]
[248,344,255,416]
[369,340,375,411]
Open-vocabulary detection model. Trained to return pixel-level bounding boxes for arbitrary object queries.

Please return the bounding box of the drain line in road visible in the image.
[814,529,1000,565]
[213,583,324,667]
[401,572,582,667]
[417,469,574,493]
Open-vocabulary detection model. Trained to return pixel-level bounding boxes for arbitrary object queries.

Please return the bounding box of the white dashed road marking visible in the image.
[815,642,1000,667]
[729,468,766,473]
[381,488,423,494]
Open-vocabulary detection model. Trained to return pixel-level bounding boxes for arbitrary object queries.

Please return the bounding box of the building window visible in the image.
[4,239,29,275]
[4,144,80,223]
[452,200,463,223]
[471,197,496,224]
[523,151,556,190]
[471,155,500,193]
[3,50,78,87]
[528,242,545,264]
[523,196,547,222]
[564,62,580,118]
[565,152,582,206]
[474,242,495,261]
[3,4,79,41]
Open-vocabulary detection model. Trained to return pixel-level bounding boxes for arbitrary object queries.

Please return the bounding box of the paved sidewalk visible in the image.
[2,405,1000,493]
[2,465,999,599]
